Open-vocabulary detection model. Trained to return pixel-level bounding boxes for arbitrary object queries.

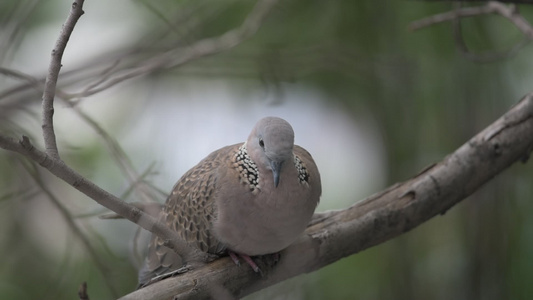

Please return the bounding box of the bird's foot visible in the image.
[228,251,282,277]
[228,251,262,275]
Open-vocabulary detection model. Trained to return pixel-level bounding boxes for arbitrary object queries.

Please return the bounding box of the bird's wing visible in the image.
[138,144,239,286]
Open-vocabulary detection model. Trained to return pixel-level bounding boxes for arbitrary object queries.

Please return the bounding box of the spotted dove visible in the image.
[138,116,321,286]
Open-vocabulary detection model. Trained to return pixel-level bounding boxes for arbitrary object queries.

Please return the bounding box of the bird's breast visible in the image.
[213,173,316,256]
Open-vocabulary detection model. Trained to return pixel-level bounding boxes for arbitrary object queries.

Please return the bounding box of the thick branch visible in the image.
[120,94,533,300]
[41,0,85,159]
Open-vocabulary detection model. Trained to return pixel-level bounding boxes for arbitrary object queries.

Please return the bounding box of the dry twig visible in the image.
[78,281,89,300]
[409,1,533,37]
[409,1,533,62]
[41,0,86,159]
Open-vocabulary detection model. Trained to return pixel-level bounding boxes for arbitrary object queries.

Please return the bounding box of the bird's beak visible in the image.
[270,160,283,187]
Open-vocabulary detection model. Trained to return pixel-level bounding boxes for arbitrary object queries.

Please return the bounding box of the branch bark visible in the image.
[0,134,210,264]
[119,94,533,300]
[41,0,85,159]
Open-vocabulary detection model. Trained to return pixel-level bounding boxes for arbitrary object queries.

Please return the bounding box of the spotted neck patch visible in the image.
[234,144,260,193]
[294,155,310,186]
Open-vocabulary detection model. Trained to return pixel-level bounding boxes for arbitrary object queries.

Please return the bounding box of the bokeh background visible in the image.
[1,1,532,299]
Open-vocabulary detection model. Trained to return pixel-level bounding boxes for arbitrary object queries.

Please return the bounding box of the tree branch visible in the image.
[41,0,85,159]
[409,2,533,62]
[0,134,209,264]
[2,0,205,270]
[119,94,533,300]
[63,0,280,99]
[409,1,533,40]
[78,281,89,300]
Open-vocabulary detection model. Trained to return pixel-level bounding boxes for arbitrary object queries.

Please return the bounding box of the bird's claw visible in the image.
[228,251,262,275]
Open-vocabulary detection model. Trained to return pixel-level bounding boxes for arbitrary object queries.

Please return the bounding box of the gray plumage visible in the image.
[138,117,321,286]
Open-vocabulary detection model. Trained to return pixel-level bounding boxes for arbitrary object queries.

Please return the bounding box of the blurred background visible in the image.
[1,0,532,299]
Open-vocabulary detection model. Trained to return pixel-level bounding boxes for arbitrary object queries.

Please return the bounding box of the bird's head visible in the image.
[247,117,295,187]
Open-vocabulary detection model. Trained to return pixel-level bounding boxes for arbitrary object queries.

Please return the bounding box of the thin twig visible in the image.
[451,8,531,62]
[78,281,90,300]
[0,66,163,204]
[21,160,119,298]
[409,3,496,31]
[41,0,85,159]
[409,1,533,62]
[0,134,208,263]
[0,67,42,87]
[410,1,533,40]
[67,106,162,204]
[0,0,41,64]
[65,0,280,99]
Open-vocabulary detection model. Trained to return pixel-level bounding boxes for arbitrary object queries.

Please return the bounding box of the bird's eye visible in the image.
[259,138,264,148]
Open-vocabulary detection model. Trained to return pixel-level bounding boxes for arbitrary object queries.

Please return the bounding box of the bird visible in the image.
[138,116,321,287]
